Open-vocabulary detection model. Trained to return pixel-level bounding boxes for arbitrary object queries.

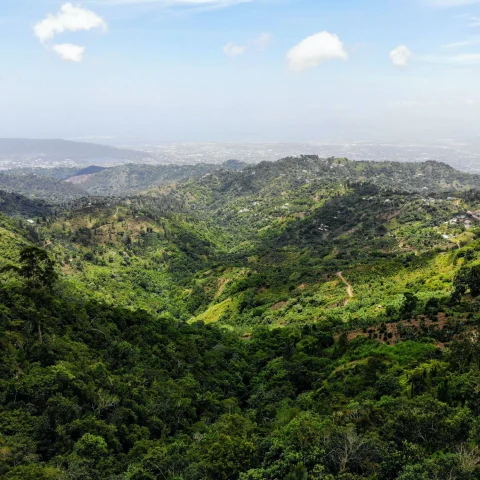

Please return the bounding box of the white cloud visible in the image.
[286,32,348,72]
[34,3,107,43]
[389,45,412,67]
[52,43,85,62]
[251,33,273,51]
[223,42,246,57]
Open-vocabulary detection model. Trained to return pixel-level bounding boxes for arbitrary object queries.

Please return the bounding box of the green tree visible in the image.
[192,414,257,479]
[10,246,57,291]
[285,463,308,480]
[4,465,62,480]
[1,246,58,342]
[400,292,418,319]
[453,264,480,301]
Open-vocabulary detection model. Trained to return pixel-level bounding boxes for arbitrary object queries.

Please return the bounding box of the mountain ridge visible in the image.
[0,138,149,162]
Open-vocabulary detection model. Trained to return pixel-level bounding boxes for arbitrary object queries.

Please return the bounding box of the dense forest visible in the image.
[2,156,480,479]
[1,160,247,201]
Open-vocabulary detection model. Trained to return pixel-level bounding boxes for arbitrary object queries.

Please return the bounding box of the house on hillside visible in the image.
[445,211,480,229]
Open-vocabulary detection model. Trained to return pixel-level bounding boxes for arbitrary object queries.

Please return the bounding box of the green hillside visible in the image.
[0,161,247,201]
[2,157,480,479]
[67,160,248,196]
[0,190,53,218]
[0,172,87,202]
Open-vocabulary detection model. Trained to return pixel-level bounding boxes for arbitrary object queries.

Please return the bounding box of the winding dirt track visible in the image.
[336,271,353,305]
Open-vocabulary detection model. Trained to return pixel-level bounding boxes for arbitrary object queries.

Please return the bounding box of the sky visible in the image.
[0,0,480,143]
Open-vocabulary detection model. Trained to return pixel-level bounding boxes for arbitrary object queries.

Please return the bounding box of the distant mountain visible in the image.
[4,166,82,180]
[5,155,477,205]
[0,160,248,201]
[65,166,108,186]
[0,172,87,202]
[69,160,248,196]
[175,156,480,201]
[0,138,150,163]
[73,165,107,176]
[5,165,106,181]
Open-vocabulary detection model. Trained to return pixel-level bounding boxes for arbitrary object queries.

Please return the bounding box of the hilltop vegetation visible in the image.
[2,155,480,203]
[0,190,53,218]
[2,156,480,479]
[70,160,247,196]
[0,172,88,202]
[1,160,247,202]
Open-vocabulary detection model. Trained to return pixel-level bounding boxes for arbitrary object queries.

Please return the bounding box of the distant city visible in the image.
[137,141,480,173]
[1,139,480,174]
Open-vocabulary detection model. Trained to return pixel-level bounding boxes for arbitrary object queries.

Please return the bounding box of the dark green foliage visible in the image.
[70,160,248,196]
[1,242,480,479]
[285,463,308,480]
[2,156,480,479]
[453,264,480,300]
[14,246,57,290]
[0,172,87,202]
[0,190,53,217]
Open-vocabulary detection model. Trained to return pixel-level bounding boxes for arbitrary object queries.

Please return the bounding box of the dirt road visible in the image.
[336,271,353,305]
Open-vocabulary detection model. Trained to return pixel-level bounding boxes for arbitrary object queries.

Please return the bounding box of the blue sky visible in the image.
[1,0,479,142]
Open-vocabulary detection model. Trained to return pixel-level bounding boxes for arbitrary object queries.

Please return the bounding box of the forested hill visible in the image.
[0,190,53,218]
[1,160,248,201]
[2,156,480,479]
[1,156,478,203]
[0,172,88,202]
[67,160,248,196]
[175,156,480,199]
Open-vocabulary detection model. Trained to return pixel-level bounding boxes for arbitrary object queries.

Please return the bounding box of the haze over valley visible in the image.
[2,138,480,174]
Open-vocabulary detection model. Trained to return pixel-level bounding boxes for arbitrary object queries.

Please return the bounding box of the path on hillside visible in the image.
[336,271,354,305]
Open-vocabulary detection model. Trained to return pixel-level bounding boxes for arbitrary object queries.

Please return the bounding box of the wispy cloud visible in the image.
[420,52,480,64]
[469,16,480,26]
[286,32,348,72]
[223,42,247,57]
[91,0,252,6]
[443,38,480,48]
[454,13,480,26]
[390,45,412,67]
[222,33,273,58]
[252,33,273,51]
[425,0,480,7]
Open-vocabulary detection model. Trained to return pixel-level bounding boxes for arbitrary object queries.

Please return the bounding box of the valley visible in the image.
[1,155,480,479]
